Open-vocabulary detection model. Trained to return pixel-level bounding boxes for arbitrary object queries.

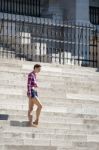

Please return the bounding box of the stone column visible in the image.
[76,0,89,23]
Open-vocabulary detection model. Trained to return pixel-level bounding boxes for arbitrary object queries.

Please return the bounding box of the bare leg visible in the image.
[31,96,42,125]
[28,96,34,126]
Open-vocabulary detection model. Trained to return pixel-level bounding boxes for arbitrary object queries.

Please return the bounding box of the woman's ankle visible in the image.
[33,119,39,125]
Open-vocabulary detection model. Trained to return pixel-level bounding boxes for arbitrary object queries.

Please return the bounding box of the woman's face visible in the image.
[35,67,41,73]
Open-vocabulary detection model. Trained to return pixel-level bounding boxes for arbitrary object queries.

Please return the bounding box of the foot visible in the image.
[33,120,39,126]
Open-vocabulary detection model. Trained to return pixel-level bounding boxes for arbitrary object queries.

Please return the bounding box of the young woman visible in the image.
[27,64,42,127]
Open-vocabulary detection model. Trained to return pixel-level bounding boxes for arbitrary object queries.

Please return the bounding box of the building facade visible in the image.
[0,0,99,67]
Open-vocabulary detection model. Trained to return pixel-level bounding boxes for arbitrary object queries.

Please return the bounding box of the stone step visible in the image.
[0,58,98,74]
[3,125,99,137]
[0,117,99,131]
[0,106,67,115]
[22,63,99,76]
[0,100,68,108]
[0,68,99,84]
[66,93,99,103]
[8,110,99,120]
[1,142,99,150]
[0,126,78,135]
[1,118,99,133]
[1,125,96,136]
[0,86,66,99]
[0,145,57,150]
[5,116,97,129]
[0,145,98,150]
[2,134,99,145]
[0,120,74,129]
[0,67,98,82]
[1,100,99,116]
[0,78,99,93]
[0,81,66,91]
[0,100,99,112]
[0,94,99,106]
[0,84,99,98]
[0,115,99,128]
[0,109,99,124]
[0,110,99,124]
[0,60,99,79]
[1,101,99,117]
[0,134,95,148]
[73,141,99,150]
[0,93,67,103]
[0,95,68,107]
[0,70,99,83]
[0,57,91,70]
[0,137,73,147]
[8,114,99,126]
[0,79,66,89]
[2,133,98,144]
[8,115,84,125]
[3,123,99,135]
[2,131,87,142]
[0,58,22,68]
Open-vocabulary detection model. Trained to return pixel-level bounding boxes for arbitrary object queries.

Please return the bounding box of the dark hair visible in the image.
[34,64,41,69]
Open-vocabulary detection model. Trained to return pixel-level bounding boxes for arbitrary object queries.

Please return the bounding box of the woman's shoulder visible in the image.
[28,71,35,78]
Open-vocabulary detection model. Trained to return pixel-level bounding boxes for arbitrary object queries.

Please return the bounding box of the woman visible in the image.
[27,64,42,127]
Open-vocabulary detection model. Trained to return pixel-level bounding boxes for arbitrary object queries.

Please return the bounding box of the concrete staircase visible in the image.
[0,58,99,150]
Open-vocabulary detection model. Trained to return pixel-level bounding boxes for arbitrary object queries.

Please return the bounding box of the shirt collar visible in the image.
[32,71,36,76]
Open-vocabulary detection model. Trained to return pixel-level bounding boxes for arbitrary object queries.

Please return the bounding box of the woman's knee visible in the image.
[33,97,43,109]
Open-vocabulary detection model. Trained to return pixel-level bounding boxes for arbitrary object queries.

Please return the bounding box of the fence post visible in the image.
[97,34,99,68]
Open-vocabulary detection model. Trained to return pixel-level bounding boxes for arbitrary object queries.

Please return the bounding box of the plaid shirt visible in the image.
[27,71,38,97]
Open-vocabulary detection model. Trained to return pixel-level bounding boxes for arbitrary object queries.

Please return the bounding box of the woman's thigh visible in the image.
[31,97,42,107]
[28,97,34,110]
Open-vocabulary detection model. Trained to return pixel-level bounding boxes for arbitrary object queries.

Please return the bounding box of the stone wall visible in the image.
[41,0,76,21]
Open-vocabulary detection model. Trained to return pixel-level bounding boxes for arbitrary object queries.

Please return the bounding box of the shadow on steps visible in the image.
[10,120,30,127]
[0,114,9,120]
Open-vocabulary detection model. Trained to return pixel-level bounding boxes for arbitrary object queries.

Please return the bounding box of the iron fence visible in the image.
[90,6,99,25]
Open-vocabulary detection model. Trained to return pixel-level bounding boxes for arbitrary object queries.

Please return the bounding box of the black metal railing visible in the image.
[0,0,41,17]
[90,6,99,25]
[0,9,98,68]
